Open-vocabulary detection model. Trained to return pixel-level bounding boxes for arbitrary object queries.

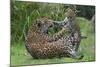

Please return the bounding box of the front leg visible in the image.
[47,17,69,42]
[53,21,65,27]
[53,17,69,27]
[48,27,68,42]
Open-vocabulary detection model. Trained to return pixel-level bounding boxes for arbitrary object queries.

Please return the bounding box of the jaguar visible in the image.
[25,8,84,59]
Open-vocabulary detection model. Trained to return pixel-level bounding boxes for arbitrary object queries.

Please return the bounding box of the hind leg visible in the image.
[69,49,84,59]
[64,49,83,59]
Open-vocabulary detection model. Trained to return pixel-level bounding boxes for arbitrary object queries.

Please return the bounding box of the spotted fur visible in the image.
[25,17,68,58]
[25,9,83,59]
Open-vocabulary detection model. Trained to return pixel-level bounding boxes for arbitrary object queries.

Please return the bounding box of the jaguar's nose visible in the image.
[44,30,48,34]
[42,27,48,34]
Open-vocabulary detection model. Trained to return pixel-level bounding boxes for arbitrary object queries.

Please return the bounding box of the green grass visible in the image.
[11,17,95,66]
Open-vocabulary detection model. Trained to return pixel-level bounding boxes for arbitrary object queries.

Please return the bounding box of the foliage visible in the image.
[76,5,95,19]
[11,1,65,44]
[11,1,95,44]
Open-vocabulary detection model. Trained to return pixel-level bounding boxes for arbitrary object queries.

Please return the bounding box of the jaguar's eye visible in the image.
[49,24,53,27]
[37,23,41,27]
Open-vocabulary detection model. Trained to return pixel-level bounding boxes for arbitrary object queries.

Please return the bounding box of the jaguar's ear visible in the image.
[37,22,41,27]
[36,20,42,27]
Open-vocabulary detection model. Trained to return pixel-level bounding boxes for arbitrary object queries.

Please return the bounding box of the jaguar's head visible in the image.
[35,18,54,34]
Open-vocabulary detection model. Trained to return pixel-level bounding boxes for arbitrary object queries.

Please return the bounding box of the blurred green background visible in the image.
[11,1,95,66]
